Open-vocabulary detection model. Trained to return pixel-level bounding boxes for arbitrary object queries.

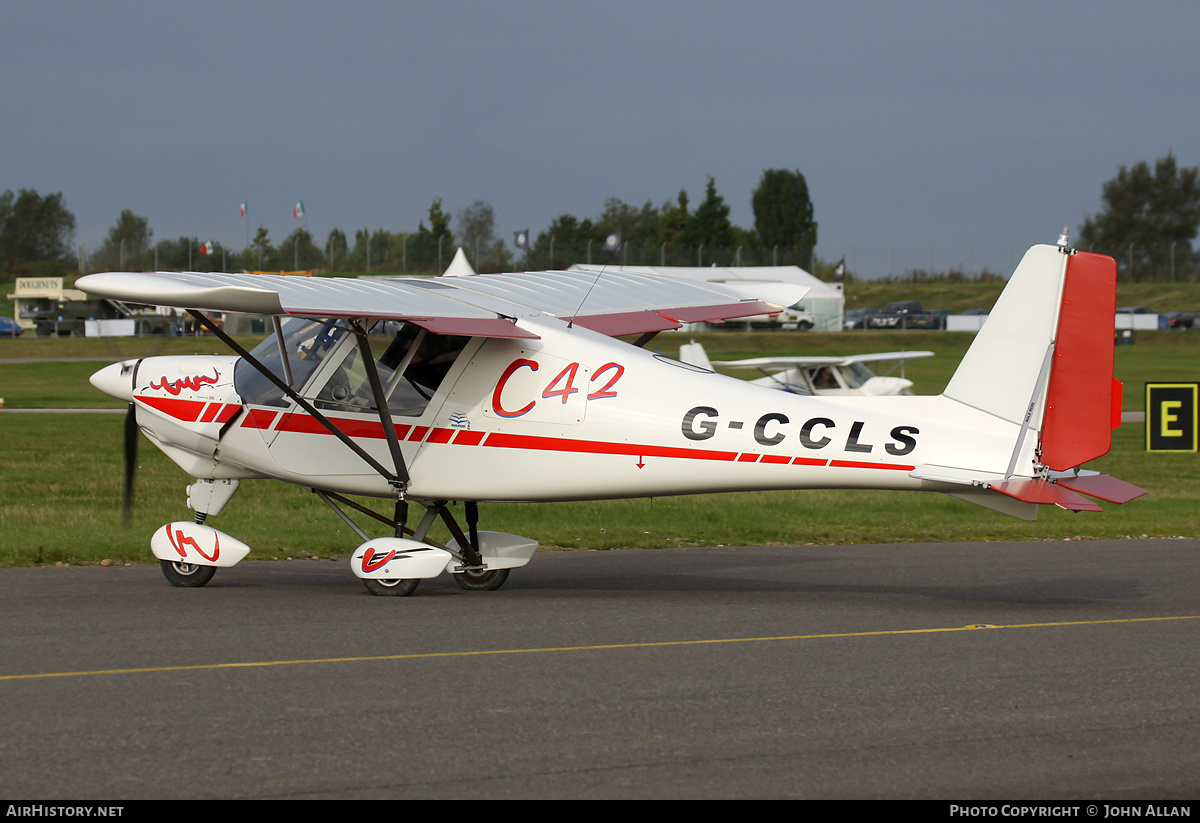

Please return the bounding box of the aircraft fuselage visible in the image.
[97,316,1032,504]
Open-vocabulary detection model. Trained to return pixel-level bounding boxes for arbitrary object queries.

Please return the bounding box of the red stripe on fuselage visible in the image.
[229,409,914,472]
[136,395,205,422]
[829,459,914,471]
[482,431,740,462]
[275,412,411,441]
[452,430,485,445]
[241,408,279,429]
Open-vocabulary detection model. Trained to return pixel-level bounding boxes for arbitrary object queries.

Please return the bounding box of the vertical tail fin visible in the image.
[942,245,1119,471]
[930,243,1143,517]
[1038,251,1119,469]
[943,244,1067,427]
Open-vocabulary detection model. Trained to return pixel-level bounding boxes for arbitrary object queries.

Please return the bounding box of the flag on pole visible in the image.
[602,231,622,252]
[293,202,305,218]
[199,241,214,255]
[832,257,846,280]
[238,203,247,218]
[513,229,529,250]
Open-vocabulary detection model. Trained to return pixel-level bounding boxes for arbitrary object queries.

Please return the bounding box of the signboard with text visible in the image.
[1145,383,1198,452]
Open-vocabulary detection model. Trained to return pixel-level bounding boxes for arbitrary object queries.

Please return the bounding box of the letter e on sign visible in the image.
[1145,383,1198,452]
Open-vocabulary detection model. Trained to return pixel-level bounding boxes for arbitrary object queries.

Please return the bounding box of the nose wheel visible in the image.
[160,560,216,588]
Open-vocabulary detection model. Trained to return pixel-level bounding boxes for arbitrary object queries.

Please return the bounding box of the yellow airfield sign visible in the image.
[1145,383,1199,452]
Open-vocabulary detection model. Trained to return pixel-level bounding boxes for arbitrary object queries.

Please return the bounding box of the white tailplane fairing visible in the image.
[80,242,1143,595]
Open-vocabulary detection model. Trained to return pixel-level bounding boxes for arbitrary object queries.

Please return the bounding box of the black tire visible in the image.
[453,567,510,591]
[797,320,814,331]
[363,577,420,597]
[160,559,216,588]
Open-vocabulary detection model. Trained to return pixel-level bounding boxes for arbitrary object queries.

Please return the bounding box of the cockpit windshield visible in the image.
[234,318,351,407]
[841,361,875,388]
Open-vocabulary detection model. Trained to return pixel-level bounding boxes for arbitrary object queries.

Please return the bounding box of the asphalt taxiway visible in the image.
[1,539,1198,799]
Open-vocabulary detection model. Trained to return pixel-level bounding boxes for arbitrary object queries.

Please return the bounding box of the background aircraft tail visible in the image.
[679,341,714,371]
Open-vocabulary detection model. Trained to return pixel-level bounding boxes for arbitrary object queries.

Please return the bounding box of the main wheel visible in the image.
[160,559,216,588]
[363,577,420,597]
[454,567,510,591]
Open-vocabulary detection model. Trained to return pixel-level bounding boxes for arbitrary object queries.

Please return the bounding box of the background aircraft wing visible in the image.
[77,269,803,339]
[714,351,935,368]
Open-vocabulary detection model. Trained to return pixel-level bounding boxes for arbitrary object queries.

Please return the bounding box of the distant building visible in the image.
[7,277,89,331]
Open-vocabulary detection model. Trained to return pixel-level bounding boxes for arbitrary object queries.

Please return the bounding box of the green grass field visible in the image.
[1,325,1197,566]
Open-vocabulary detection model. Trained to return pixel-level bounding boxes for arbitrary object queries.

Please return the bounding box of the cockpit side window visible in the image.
[309,320,468,417]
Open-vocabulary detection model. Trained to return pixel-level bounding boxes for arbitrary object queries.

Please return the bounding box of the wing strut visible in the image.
[187,310,401,487]
[351,320,411,491]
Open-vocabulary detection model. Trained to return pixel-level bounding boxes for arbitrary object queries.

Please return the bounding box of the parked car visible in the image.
[843,307,881,329]
[867,300,923,329]
[907,309,952,330]
[1116,306,1153,315]
[0,317,24,337]
[1160,310,1195,329]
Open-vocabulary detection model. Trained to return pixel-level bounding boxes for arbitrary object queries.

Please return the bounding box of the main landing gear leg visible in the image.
[451,501,509,592]
[363,496,421,596]
[319,491,515,595]
[362,494,423,596]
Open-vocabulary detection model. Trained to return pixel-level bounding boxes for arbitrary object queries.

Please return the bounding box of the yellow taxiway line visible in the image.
[2,615,1197,682]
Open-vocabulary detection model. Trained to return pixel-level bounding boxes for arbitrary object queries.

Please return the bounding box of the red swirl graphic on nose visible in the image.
[361,547,397,573]
[166,526,220,562]
[149,370,220,396]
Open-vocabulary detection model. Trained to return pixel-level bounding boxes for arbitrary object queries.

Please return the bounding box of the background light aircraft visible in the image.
[80,238,1144,596]
[678,342,933,396]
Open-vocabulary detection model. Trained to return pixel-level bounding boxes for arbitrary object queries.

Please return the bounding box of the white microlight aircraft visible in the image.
[678,342,934,396]
[81,236,1145,596]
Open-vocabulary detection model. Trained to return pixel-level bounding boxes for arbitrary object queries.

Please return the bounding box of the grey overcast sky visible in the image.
[3,1,1198,275]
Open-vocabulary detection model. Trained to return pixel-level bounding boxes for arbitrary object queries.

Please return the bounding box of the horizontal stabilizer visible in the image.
[989,479,1103,512]
[1054,473,1147,504]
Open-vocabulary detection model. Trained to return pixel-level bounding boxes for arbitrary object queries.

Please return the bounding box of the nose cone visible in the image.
[90,361,136,402]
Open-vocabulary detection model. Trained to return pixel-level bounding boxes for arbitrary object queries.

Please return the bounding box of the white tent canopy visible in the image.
[442,247,476,277]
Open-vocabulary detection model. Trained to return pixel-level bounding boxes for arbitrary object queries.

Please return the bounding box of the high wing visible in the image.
[76,269,804,339]
[711,351,935,369]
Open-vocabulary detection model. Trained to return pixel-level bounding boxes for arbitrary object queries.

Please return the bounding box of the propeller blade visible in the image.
[122,401,137,526]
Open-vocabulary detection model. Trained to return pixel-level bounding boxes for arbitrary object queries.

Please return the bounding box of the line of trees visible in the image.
[10,157,1198,281]
[0,189,77,276]
[3,171,822,277]
[520,172,818,272]
[1079,153,1200,281]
